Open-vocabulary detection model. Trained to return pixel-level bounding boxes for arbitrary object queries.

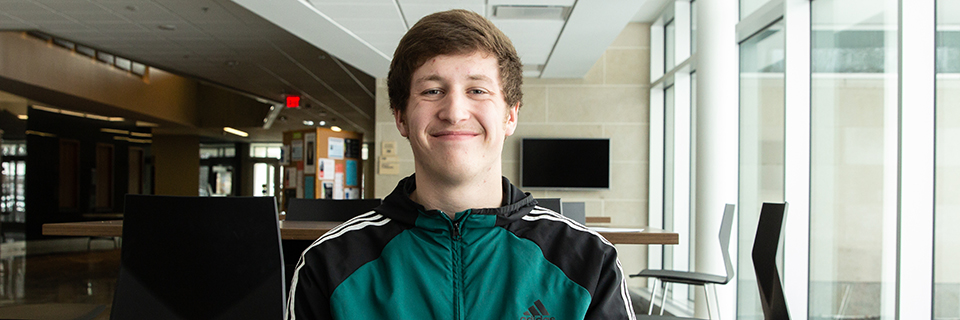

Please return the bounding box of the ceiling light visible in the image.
[492,5,571,20]
[60,110,85,118]
[223,127,248,137]
[31,105,60,113]
[100,128,130,135]
[303,120,314,126]
[17,115,27,120]
[109,117,125,122]
[86,114,110,121]
[330,126,342,132]
[130,132,152,138]
[318,120,326,126]
[135,120,158,127]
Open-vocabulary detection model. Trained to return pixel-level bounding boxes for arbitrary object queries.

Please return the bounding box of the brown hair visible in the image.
[387,9,523,114]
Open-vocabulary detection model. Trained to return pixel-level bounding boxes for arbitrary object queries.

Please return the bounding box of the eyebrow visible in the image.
[414,74,495,84]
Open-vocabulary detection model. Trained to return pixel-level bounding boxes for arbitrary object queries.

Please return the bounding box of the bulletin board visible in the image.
[280,127,364,212]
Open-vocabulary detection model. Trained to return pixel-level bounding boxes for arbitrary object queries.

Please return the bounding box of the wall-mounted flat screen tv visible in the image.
[520,138,610,190]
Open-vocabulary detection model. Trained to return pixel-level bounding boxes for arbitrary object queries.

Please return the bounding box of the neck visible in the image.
[410,170,503,219]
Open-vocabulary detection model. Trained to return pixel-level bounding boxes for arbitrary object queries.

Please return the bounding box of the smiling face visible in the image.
[395,51,519,185]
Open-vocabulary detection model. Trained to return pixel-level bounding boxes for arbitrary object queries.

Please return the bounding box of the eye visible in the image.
[422,89,442,95]
[468,88,487,95]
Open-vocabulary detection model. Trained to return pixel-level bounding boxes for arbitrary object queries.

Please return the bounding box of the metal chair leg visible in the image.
[648,279,659,315]
[705,283,720,320]
[659,282,668,316]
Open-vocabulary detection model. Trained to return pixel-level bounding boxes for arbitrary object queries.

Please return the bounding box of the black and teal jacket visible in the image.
[286,175,636,320]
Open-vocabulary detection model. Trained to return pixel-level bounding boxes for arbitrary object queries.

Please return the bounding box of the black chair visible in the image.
[753,202,790,320]
[284,198,381,221]
[535,198,562,213]
[111,195,285,320]
[630,203,735,319]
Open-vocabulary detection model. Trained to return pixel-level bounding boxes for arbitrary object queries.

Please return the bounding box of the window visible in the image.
[809,0,899,317]
[648,0,696,313]
[935,0,960,316]
[737,18,785,320]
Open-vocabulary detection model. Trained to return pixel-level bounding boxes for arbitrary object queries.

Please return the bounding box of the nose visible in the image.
[436,91,470,124]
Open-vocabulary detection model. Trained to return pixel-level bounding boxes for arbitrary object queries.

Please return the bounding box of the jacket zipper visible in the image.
[444,211,466,320]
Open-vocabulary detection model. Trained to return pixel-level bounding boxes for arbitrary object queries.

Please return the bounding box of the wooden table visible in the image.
[43,220,678,245]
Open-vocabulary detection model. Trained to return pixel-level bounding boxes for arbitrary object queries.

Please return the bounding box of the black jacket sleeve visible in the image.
[583,248,636,320]
[286,252,335,320]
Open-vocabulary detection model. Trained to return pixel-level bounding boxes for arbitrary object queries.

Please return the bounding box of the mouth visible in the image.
[430,130,480,140]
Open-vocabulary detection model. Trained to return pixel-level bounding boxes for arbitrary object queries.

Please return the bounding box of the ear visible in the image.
[394,108,408,137]
[504,102,519,137]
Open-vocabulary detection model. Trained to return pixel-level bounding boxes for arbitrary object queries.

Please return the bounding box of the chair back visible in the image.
[752,202,790,320]
[719,203,736,283]
[111,195,285,320]
[561,201,586,225]
[285,198,381,221]
[536,198,562,213]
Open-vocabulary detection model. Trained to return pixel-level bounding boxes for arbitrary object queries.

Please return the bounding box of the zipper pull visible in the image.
[451,222,461,240]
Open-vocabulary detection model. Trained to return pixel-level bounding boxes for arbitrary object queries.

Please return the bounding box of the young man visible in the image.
[286,9,636,320]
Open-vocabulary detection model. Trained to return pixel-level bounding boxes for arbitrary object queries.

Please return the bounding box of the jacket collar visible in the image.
[375,174,538,227]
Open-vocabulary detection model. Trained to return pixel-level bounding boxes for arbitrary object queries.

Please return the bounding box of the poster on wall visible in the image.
[291,139,304,161]
[280,145,290,166]
[304,177,315,199]
[328,137,344,159]
[346,159,358,186]
[285,167,298,188]
[296,170,304,198]
[321,181,334,199]
[334,173,344,199]
[344,188,359,199]
[318,158,335,180]
[304,133,316,174]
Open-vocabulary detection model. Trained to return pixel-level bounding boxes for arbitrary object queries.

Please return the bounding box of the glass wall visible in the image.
[648,0,696,313]
[810,0,898,318]
[935,0,960,317]
[666,19,677,71]
[737,19,785,320]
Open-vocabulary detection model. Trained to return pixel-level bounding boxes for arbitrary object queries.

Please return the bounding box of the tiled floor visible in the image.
[0,239,119,320]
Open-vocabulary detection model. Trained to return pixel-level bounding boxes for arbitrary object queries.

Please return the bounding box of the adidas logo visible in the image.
[520,300,556,320]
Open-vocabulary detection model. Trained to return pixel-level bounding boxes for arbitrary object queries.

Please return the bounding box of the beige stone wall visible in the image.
[373,23,652,281]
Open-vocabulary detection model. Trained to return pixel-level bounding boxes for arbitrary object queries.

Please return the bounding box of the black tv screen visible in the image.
[520,138,610,189]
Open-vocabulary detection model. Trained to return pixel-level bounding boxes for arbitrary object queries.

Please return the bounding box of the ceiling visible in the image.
[0,0,669,142]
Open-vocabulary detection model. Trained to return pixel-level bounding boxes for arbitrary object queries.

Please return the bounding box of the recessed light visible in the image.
[330,126,342,132]
[303,120,314,126]
[158,24,177,31]
[318,121,326,126]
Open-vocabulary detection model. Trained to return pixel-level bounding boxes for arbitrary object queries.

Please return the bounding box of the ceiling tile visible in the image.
[492,19,564,64]
[0,1,51,13]
[399,3,486,27]
[64,11,129,23]
[314,3,400,21]
[38,1,112,14]
[335,18,406,33]
[307,0,389,4]
[487,0,575,6]
[5,11,70,23]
